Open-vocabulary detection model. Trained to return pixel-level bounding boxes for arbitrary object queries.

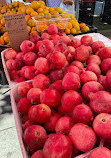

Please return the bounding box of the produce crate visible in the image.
[1,33,111,87]
[10,81,104,158]
[32,14,70,33]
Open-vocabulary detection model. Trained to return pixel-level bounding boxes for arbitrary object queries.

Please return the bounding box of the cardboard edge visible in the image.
[10,86,30,158]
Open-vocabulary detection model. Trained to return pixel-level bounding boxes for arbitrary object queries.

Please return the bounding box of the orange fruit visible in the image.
[38,12,44,16]
[19,3,25,7]
[55,7,62,14]
[12,1,18,8]
[65,28,70,34]
[16,1,20,5]
[31,30,39,35]
[45,6,50,10]
[43,9,49,14]
[7,8,11,12]
[69,14,75,19]
[72,22,80,31]
[38,24,48,32]
[68,22,72,29]
[70,28,77,34]
[69,19,74,24]
[49,7,54,13]
[3,32,8,36]
[31,11,38,17]
[27,19,36,27]
[27,25,31,33]
[4,36,9,44]
[25,15,31,22]
[58,22,67,30]
[26,7,34,15]
[8,4,13,9]
[30,1,39,10]
[37,8,43,13]
[20,6,26,14]
[0,37,4,45]
[50,11,59,15]
[81,26,89,32]
[39,4,45,9]
[18,7,22,12]
[44,13,51,19]
[79,23,86,30]
[1,18,5,26]
[31,27,37,31]
[73,18,78,22]
[44,12,50,16]
[1,7,6,14]
[38,0,45,5]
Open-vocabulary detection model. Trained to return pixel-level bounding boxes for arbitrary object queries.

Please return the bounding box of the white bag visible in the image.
[60,2,75,16]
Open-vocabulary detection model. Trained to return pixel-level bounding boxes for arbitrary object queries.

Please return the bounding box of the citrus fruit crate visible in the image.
[32,14,70,33]
[10,81,104,158]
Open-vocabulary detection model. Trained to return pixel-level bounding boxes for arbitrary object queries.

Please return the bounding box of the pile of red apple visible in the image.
[5,24,111,158]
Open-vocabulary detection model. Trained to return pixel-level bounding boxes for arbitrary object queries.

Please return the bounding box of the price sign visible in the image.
[0,0,6,4]
[4,13,29,52]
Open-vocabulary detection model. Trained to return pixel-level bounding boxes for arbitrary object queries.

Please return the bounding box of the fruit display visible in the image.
[0,1,90,46]
[33,14,70,33]
[2,23,110,157]
[0,32,10,46]
[2,24,110,85]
